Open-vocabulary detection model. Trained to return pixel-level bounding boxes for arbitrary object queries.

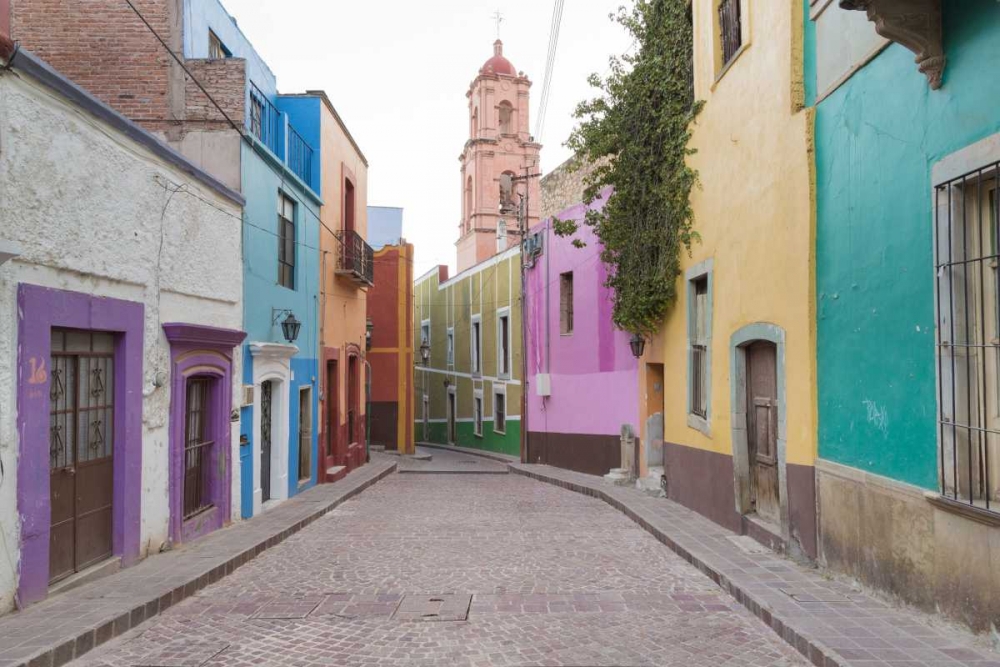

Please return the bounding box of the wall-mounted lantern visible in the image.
[419,338,431,365]
[272,309,302,343]
[366,319,374,351]
[629,333,646,359]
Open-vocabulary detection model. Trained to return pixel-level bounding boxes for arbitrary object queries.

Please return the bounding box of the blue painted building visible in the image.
[806,0,1000,633]
[182,0,322,517]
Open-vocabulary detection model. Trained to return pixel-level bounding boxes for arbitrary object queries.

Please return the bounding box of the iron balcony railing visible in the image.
[249,81,282,156]
[335,229,374,286]
[287,124,314,186]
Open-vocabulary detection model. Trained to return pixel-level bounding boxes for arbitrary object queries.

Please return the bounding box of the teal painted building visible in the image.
[183,0,322,518]
[808,0,1000,632]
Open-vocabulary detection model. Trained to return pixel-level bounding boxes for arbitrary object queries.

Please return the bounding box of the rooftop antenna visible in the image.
[492,9,504,39]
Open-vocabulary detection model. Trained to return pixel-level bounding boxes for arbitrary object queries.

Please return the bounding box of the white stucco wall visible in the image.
[0,71,244,614]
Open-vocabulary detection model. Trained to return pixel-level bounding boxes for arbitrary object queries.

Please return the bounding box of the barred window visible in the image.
[474,395,484,437]
[936,162,1000,512]
[690,276,710,418]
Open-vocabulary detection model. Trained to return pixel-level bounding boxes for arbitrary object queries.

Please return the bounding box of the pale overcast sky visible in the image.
[219,0,632,276]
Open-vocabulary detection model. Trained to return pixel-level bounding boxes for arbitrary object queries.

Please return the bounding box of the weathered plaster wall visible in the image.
[815,0,1000,489]
[0,72,242,613]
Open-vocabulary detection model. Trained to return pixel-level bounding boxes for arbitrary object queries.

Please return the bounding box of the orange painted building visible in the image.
[367,243,415,454]
[304,91,372,480]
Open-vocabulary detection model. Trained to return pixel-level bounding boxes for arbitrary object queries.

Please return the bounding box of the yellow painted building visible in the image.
[639,0,817,557]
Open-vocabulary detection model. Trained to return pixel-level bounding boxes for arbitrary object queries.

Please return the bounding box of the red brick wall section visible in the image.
[184,58,245,126]
[11,0,173,124]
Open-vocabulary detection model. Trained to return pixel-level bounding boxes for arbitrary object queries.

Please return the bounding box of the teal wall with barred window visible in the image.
[812,0,1000,489]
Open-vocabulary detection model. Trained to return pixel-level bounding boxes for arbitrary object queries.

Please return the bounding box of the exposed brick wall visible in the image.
[183,58,245,127]
[11,0,176,125]
[540,156,608,221]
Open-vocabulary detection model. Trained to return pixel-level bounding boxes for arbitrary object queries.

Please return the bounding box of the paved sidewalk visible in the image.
[511,463,1000,667]
[384,445,509,474]
[0,460,396,667]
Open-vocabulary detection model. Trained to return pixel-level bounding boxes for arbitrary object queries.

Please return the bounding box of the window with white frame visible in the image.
[935,159,1000,511]
[686,260,713,434]
[471,316,482,375]
[447,328,455,366]
[278,193,296,289]
[497,310,511,378]
[494,389,506,433]
[208,30,230,59]
[474,392,484,437]
[420,320,430,351]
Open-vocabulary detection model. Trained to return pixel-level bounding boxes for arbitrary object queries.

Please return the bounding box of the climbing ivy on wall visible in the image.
[563,0,703,337]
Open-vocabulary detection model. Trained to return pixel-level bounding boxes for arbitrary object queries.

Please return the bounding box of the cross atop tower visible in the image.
[492,10,504,39]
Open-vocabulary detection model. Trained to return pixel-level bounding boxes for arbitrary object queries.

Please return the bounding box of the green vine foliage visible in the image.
[564,0,703,337]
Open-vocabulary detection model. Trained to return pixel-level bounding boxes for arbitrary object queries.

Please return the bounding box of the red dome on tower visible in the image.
[480,40,517,76]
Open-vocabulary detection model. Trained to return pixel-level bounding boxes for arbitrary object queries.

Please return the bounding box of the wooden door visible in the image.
[260,380,273,502]
[298,387,312,481]
[325,360,338,461]
[746,341,780,525]
[447,392,457,444]
[49,330,115,584]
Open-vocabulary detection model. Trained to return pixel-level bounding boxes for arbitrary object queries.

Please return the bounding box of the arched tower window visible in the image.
[465,176,473,232]
[498,101,513,135]
[471,107,479,138]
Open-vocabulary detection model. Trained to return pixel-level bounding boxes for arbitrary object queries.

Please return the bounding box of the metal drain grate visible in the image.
[392,594,472,622]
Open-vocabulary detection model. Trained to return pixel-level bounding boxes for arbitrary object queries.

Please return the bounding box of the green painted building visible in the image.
[808,0,1000,633]
[413,248,522,457]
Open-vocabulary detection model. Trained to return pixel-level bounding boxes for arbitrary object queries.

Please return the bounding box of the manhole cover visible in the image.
[252,599,322,619]
[134,640,229,666]
[780,588,852,603]
[392,594,472,622]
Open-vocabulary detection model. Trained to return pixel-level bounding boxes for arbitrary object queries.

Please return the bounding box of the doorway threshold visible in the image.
[48,556,121,598]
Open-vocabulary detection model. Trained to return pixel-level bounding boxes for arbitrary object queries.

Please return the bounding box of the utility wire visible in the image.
[534,0,565,141]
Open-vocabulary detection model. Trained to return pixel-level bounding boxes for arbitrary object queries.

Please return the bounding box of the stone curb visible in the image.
[508,463,882,667]
[416,442,520,465]
[398,469,508,475]
[0,461,397,667]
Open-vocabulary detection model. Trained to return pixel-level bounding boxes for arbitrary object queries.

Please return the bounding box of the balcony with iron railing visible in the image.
[248,81,315,188]
[335,229,374,286]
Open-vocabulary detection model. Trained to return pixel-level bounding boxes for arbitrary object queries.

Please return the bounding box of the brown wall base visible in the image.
[526,431,620,477]
[662,441,817,559]
[369,401,399,451]
[817,459,1000,634]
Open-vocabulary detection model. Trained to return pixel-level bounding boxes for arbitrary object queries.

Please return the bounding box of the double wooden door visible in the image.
[746,341,780,525]
[49,330,115,584]
[260,380,273,502]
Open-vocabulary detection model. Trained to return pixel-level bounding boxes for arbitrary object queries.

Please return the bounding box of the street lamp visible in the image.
[629,333,646,359]
[272,309,302,343]
[419,338,431,365]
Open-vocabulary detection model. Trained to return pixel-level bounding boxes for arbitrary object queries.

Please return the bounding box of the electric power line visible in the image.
[534,0,565,141]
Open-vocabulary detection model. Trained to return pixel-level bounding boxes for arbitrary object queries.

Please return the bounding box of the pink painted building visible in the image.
[525,172,639,475]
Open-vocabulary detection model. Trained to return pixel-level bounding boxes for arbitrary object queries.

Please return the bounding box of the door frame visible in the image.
[729,323,789,539]
[16,284,144,607]
[321,351,340,478]
[249,342,296,514]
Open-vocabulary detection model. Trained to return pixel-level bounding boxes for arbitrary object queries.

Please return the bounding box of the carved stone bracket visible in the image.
[839,0,945,89]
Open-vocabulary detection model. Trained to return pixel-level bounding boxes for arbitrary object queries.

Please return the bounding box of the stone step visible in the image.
[325,466,347,483]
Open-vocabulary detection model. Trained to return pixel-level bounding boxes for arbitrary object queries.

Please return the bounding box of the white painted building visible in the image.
[0,43,245,613]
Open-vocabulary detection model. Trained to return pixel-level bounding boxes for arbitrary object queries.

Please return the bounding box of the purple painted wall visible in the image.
[16,284,144,606]
[525,191,639,437]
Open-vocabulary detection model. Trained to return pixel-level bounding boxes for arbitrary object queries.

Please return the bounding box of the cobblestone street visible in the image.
[67,471,805,667]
